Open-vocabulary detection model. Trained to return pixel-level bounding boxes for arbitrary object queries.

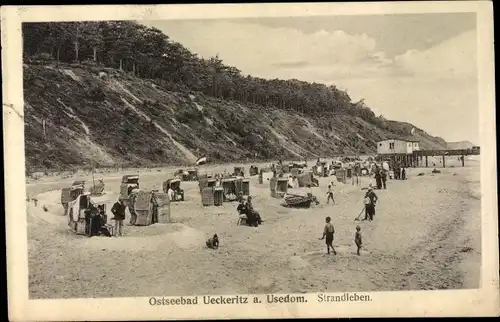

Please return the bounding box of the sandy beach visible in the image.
[27,156,481,299]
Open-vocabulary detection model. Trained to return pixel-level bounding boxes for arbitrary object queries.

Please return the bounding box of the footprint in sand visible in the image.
[289,256,309,269]
[302,244,367,260]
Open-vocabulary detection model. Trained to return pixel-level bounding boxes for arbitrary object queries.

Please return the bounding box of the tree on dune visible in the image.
[22,20,422,136]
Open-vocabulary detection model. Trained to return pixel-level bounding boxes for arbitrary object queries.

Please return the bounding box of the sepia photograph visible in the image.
[3,2,498,320]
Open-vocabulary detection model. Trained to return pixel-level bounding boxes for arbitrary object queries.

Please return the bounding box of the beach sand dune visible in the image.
[27,159,481,298]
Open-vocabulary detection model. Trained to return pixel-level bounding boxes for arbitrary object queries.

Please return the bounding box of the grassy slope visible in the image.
[24,63,448,171]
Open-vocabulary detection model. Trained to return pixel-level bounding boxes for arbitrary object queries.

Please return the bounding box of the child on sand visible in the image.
[355,226,362,256]
[319,217,337,255]
[326,185,335,204]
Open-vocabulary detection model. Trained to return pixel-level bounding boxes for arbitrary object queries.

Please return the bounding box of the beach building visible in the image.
[377,138,408,155]
[377,138,421,168]
[377,138,420,155]
[377,137,471,168]
[405,140,420,154]
[411,140,420,151]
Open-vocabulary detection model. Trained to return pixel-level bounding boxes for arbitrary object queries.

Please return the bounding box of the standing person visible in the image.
[363,187,378,221]
[363,192,371,221]
[319,217,336,255]
[354,225,362,256]
[111,197,126,237]
[375,167,382,189]
[402,166,406,180]
[151,193,159,224]
[381,169,387,189]
[354,163,361,178]
[129,192,137,225]
[167,186,175,201]
[326,185,335,204]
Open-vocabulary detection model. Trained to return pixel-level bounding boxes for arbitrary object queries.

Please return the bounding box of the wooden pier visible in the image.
[378,149,478,168]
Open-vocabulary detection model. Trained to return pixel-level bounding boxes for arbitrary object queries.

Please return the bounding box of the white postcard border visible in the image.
[2,2,498,320]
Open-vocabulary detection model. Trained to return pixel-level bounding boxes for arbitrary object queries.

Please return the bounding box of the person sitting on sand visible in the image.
[237,199,247,216]
[355,225,362,256]
[319,216,336,255]
[307,192,320,205]
[206,234,219,249]
[246,196,263,226]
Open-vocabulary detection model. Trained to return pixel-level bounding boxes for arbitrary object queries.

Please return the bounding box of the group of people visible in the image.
[83,202,112,237]
[318,169,381,256]
[374,166,387,190]
[109,193,159,237]
[373,160,410,187]
[393,163,407,180]
[320,217,363,256]
[363,185,378,221]
[236,196,263,227]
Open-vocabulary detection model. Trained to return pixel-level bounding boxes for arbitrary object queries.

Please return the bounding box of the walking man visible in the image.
[319,216,336,255]
[375,167,382,189]
[394,163,400,180]
[111,196,126,236]
[381,169,387,189]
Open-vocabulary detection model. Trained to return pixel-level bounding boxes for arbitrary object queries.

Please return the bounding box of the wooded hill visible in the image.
[22,21,448,171]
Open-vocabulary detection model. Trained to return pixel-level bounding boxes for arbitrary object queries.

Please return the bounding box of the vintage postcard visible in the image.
[3,2,499,320]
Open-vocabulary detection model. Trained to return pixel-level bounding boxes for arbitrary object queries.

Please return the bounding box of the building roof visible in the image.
[377,137,420,143]
[377,138,403,142]
[399,135,420,142]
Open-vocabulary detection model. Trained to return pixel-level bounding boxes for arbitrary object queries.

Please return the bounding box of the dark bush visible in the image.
[31,52,53,63]
[89,86,106,101]
[175,105,204,124]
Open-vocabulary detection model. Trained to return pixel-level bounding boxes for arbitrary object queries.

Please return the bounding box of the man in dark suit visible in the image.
[111,197,126,236]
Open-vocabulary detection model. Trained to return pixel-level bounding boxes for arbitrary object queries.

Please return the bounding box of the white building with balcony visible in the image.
[377,138,420,155]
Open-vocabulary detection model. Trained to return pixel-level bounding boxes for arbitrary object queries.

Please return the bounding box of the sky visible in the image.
[142,13,478,144]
